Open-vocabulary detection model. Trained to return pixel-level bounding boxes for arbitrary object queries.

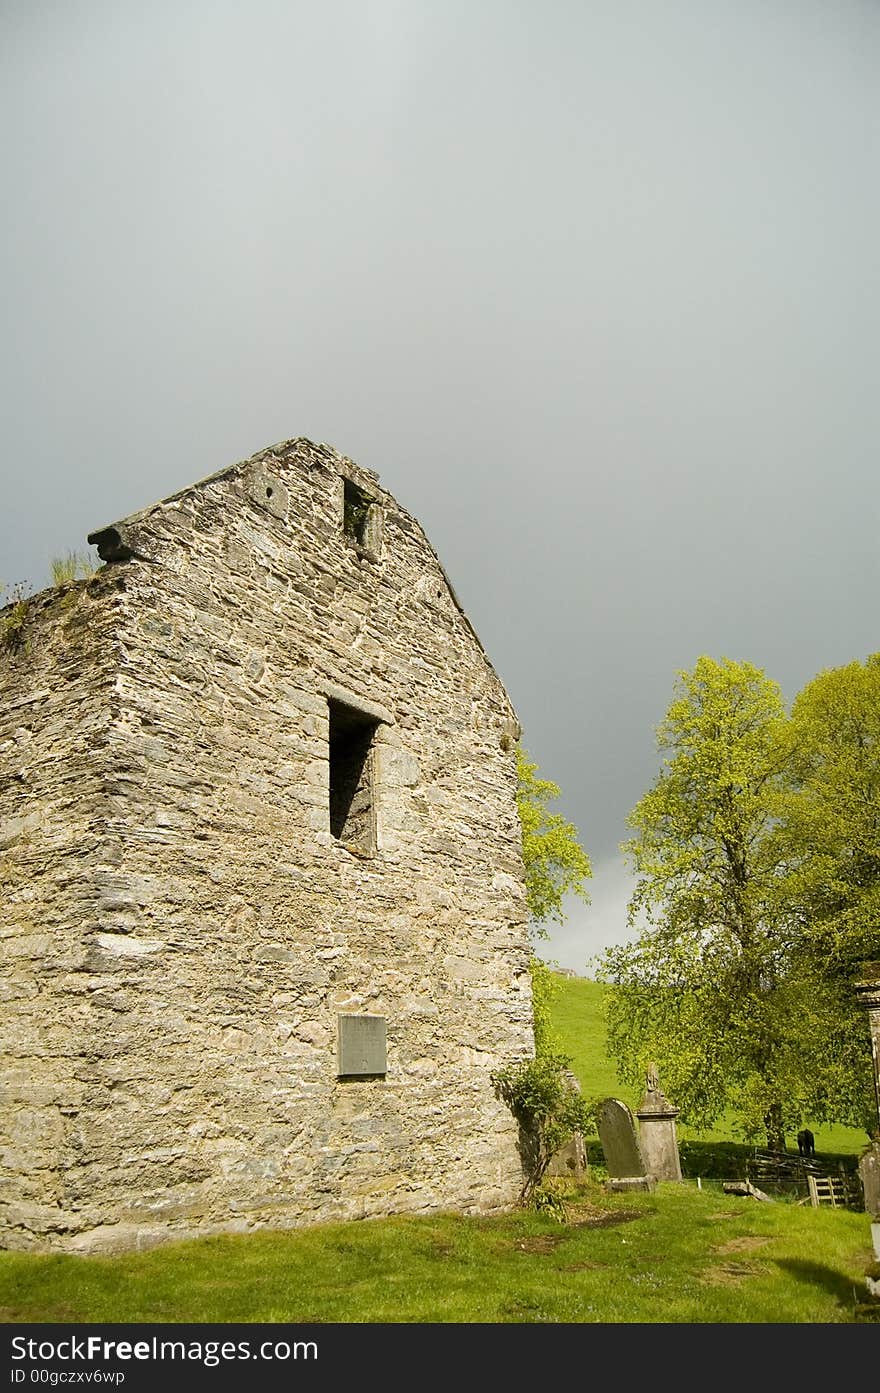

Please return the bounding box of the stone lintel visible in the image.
[321,682,393,726]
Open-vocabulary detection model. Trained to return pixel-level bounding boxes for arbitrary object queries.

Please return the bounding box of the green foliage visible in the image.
[530,1182,569,1222]
[548,970,866,1156]
[597,655,865,1149]
[2,551,97,656]
[512,743,593,1184]
[0,582,31,654]
[529,954,562,1056]
[499,920,590,1210]
[516,744,592,934]
[598,657,794,1144]
[771,655,880,1136]
[620,655,788,945]
[491,1051,596,1201]
[777,654,880,972]
[51,551,98,586]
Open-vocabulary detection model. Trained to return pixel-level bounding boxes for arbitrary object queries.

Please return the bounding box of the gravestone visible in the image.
[546,1134,588,1178]
[859,1142,880,1217]
[546,1071,588,1178]
[854,963,880,1266]
[596,1097,656,1193]
[854,962,880,1139]
[635,1063,683,1182]
[859,1141,880,1263]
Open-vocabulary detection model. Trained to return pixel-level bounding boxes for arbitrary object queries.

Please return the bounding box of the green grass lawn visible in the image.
[1,1181,876,1324]
[549,973,868,1158]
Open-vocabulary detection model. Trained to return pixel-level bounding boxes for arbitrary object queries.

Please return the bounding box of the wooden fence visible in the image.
[806,1172,863,1210]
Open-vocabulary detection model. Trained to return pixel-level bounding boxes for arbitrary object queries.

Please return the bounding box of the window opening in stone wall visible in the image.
[342,478,372,545]
[328,699,378,855]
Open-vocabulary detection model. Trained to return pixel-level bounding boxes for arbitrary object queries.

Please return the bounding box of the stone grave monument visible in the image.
[546,1070,589,1179]
[596,1097,656,1193]
[855,961,880,1262]
[635,1063,683,1182]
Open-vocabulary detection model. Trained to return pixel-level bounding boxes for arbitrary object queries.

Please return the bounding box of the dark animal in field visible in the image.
[797,1128,815,1158]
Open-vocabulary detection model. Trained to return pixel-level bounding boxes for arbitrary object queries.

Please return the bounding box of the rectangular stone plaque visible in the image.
[337,1014,386,1076]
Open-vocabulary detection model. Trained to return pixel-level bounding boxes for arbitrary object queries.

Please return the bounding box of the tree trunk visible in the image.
[764,1102,785,1152]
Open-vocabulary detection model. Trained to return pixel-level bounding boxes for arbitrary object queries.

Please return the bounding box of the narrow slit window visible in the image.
[328,699,378,855]
[343,478,372,545]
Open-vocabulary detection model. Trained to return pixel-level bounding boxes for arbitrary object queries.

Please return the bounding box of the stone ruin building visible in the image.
[0,437,534,1253]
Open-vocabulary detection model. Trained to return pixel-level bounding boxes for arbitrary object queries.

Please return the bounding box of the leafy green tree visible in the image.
[528,954,562,1057]
[516,744,592,934]
[780,654,880,968]
[599,653,877,1147]
[515,743,592,1056]
[772,655,880,1135]
[493,749,594,1206]
[491,1051,595,1202]
[598,656,810,1150]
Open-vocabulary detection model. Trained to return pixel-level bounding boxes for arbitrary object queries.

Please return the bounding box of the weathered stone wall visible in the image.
[0,576,125,1245]
[1,439,533,1252]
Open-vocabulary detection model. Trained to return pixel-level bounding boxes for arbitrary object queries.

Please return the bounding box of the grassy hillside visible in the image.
[547,973,867,1158]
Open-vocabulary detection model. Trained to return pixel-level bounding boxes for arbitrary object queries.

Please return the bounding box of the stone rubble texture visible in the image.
[0,438,534,1253]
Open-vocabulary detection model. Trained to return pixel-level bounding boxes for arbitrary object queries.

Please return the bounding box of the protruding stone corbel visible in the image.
[86,525,136,564]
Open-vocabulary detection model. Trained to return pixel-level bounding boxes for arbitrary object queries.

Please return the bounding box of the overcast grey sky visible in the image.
[2,0,878,972]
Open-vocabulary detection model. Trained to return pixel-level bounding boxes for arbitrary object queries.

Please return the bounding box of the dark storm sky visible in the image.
[2,1,878,969]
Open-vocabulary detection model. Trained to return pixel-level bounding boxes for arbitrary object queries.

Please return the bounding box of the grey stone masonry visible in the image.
[0,438,534,1253]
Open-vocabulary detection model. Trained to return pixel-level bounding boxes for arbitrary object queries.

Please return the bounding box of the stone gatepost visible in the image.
[635,1063,683,1182]
[854,961,880,1259]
